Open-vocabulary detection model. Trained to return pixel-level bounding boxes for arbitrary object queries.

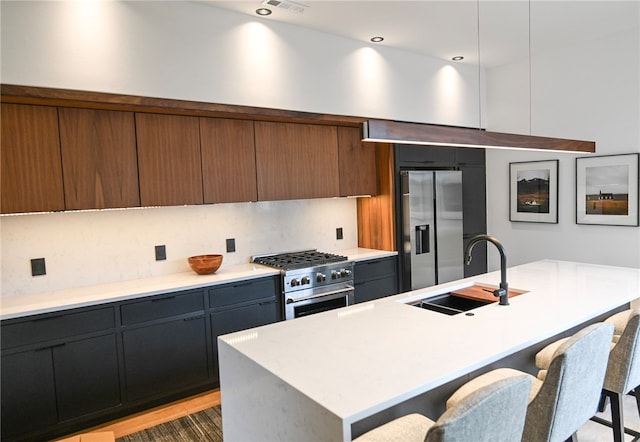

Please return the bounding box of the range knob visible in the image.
[301,276,311,285]
[331,270,339,280]
[290,278,300,287]
[316,273,326,282]
[341,269,352,277]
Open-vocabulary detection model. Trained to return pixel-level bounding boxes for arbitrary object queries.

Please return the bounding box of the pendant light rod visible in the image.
[529,0,532,135]
[477,0,482,129]
[362,120,595,153]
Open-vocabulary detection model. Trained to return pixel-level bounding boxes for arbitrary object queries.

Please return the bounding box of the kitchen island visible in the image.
[218,260,640,441]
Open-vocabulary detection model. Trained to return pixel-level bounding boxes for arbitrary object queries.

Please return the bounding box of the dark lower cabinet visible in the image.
[119,289,210,403]
[211,298,279,381]
[209,276,281,383]
[1,333,120,441]
[122,316,209,402]
[354,256,398,303]
[0,276,281,441]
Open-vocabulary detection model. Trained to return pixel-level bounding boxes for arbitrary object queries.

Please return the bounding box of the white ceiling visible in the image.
[196,0,639,68]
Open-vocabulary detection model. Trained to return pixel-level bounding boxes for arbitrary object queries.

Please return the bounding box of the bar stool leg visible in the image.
[598,391,609,413]
[609,390,625,442]
[565,433,578,442]
[633,387,640,415]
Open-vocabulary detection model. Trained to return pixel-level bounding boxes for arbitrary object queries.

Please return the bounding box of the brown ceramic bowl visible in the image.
[188,254,223,275]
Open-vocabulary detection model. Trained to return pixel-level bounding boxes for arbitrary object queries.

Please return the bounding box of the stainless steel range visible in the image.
[252,250,354,320]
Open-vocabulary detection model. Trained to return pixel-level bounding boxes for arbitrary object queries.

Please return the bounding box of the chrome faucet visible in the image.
[464,234,509,306]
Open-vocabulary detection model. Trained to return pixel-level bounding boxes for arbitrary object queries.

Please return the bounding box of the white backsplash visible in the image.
[0,198,358,297]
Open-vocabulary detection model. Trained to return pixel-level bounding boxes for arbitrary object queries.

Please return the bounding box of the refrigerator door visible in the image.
[402,171,436,290]
[434,171,464,284]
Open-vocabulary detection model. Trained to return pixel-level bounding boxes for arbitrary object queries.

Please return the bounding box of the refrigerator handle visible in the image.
[415,225,430,255]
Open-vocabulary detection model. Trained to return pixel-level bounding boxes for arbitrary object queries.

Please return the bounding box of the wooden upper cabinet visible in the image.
[1,103,64,214]
[200,118,257,203]
[59,108,140,210]
[255,122,339,201]
[337,126,377,196]
[135,113,203,207]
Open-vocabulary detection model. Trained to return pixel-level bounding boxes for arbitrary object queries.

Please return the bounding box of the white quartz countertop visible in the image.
[0,248,395,320]
[335,247,397,262]
[219,260,640,424]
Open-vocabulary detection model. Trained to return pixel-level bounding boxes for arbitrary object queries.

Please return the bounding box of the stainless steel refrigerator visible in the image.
[401,170,464,290]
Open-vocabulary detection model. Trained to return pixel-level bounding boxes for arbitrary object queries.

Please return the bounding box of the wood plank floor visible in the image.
[87,389,221,439]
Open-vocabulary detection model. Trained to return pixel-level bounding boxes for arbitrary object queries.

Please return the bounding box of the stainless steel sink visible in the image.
[412,293,492,316]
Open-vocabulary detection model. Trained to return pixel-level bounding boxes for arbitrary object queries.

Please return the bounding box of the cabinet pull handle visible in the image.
[183,315,204,322]
[152,296,177,302]
[35,343,66,351]
[31,315,61,322]
[259,300,276,306]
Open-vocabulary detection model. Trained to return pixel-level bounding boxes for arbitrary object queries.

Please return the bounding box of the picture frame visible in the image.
[576,153,639,226]
[509,159,559,223]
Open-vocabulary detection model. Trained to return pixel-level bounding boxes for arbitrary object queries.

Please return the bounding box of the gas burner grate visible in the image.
[253,250,348,270]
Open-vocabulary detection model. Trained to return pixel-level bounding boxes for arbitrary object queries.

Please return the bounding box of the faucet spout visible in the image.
[464,234,509,306]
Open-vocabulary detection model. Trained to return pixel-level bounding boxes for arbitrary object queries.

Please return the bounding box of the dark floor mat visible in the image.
[117,406,222,442]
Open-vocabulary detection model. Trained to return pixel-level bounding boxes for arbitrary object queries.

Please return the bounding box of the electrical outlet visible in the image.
[336,227,343,240]
[31,258,46,276]
[226,238,236,253]
[155,245,167,261]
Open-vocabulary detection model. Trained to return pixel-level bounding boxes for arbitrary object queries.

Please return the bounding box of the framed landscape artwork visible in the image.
[509,160,559,223]
[576,153,639,226]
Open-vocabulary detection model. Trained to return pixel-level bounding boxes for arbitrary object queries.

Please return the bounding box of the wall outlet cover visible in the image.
[31,258,46,276]
[226,238,236,253]
[155,245,167,261]
[336,227,343,240]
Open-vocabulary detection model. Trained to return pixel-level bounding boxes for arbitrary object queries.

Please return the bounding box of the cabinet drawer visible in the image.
[120,290,204,325]
[211,300,279,337]
[354,257,397,284]
[355,276,398,304]
[1,307,115,350]
[209,277,278,309]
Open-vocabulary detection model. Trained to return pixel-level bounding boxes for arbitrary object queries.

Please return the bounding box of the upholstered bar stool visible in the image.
[536,309,633,378]
[446,322,614,442]
[605,309,634,342]
[353,375,531,442]
[536,309,640,442]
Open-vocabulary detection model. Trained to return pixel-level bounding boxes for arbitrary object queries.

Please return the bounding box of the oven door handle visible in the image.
[286,285,354,304]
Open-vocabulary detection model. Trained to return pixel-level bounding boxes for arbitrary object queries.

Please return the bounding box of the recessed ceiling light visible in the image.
[451,56,464,61]
[370,37,384,43]
[256,8,272,16]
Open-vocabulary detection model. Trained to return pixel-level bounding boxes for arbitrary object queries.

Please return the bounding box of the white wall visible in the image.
[2,1,637,297]
[486,23,640,270]
[0,1,481,125]
[0,1,482,296]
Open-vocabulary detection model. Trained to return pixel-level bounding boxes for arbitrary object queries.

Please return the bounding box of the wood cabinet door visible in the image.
[59,108,139,210]
[200,118,257,203]
[135,113,203,206]
[338,126,377,196]
[255,122,339,200]
[1,103,64,214]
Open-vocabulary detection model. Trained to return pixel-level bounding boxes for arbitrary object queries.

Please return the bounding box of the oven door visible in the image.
[285,284,355,320]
